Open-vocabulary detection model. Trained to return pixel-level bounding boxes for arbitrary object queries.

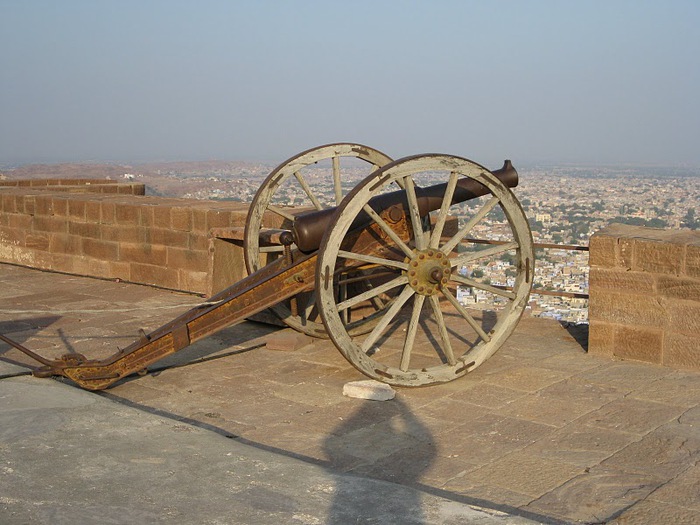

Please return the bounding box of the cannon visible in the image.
[2,144,534,390]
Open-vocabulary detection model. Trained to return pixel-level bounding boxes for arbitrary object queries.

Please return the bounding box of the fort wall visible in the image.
[0,179,252,296]
[588,223,700,370]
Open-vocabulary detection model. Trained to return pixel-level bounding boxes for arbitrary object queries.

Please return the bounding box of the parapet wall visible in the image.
[588,223,700,370]
[0,179,255,296]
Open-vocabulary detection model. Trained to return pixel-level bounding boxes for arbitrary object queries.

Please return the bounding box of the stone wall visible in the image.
[589,223,700,370]
[0,180,253,296]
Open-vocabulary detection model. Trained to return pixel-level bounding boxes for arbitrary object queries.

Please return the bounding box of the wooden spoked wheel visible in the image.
[316,154,535,386]
[244,143,393,336]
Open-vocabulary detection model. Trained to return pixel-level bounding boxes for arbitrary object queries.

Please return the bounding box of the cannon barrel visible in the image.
[292,159,518,253]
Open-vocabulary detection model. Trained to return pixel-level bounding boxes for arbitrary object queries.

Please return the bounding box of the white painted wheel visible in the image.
[316,154,534,386]
[244,143,393,336]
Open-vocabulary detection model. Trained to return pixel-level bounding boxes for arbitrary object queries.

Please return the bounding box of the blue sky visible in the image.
[1,1,698,166]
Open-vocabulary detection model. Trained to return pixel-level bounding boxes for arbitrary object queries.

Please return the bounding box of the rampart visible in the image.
[0,179,256,296]
[1,180,699,371]
[589,223,700,369]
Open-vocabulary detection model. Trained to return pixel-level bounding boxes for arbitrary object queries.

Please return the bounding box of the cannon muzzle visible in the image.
[292,159,518,253]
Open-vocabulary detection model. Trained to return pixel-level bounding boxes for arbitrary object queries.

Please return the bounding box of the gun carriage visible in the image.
[2,144,534,390]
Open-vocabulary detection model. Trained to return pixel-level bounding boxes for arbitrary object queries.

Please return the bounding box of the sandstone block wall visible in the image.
[588,223,700,370]
[0,180,253,296]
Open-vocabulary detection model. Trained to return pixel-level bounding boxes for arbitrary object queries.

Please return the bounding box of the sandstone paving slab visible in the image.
[495,393,606,429]
[523,466,665,524]
[647,463,700,511]
[679,405,700,426]
[628,369,700,408]
[459,413,557,444]
[531,351,607,374]
[321,412,434,466]
[450,382,529,410]
[535,376,624,405]
[574,397,688,435]
[421,452,481,485]
[431,430,536,472]
[493,377,625,429]
[577,361,675,393]
[441,476,535,511]
[269,380,350,408]
[346,437,439,484]
[607,499,700,524]
[482,366,573,393]
[417,397,493,426]
[600,420,700,479]
[465,452,584,499]
[519,424,640,468]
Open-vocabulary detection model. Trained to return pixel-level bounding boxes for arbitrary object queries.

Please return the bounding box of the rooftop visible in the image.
[2,263,699,524]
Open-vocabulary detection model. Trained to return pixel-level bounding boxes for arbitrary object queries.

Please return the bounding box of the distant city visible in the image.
[2,160,698,324]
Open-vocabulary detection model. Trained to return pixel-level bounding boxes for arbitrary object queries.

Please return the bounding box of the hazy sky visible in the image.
[1,1,699,167]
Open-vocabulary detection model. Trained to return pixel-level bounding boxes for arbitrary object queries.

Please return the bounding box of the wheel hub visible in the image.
[405,249,451,296]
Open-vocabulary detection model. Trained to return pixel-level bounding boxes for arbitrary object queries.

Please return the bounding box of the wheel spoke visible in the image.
[400,294,425,371]
[442,197,500,253]
[302,291,317,324]
[337,274,407,312]
[403,176,427,250]
[338,279,349,325]
[362,204,414,258]
[267,204,296,222]
[333,156,342,205]
[293,170,324,210]
[442,287,491,342]
[337,250,409,272]
[451,242,519,267]
[361,286,414,353]
[428,294,456,365]
[450,274,517,299]
[429,171,459,249]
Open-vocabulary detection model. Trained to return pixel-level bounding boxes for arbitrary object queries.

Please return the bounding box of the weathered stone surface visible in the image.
[657,274,700,301]
[343,380,396,401]
[525,467,664,524]
[664,332,700,369]
[589,291,666,328]
[523,424,637,467]
[631,370,700,407]
[587,320,615,357]
[634,238,685,275]
[590,268,655,293]
[648,463,700,510]
[576,397,686,434]
[609,499,700,524]
[451,382,527,409]
[614,325,663,363]
[265,330,314,352]
[667,300,700,335]
[467,453,582,498]
[579,361,672,392]
[2,263,700,524]
[686,243,700,278]
[482,366,570,393]
[602,421,700,479]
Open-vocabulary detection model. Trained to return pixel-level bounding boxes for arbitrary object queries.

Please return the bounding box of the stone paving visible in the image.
[2,263,700,524]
